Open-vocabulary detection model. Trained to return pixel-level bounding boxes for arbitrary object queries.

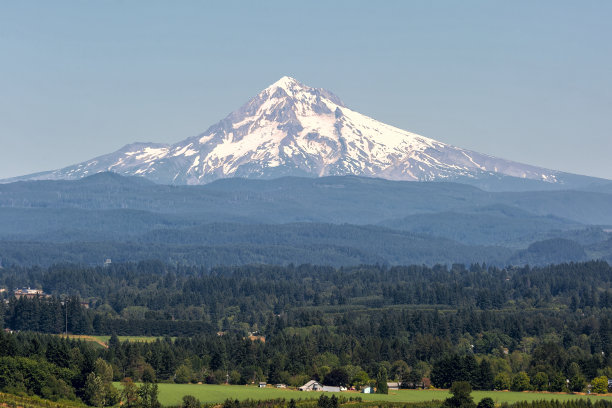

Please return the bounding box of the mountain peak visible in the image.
[270,75,301,88]
[261,76,344,109]
[4,77,582,187]
[264,75,309,98]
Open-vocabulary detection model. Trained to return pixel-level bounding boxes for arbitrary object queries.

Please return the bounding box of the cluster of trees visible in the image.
[0,260,610,403]
[1,261,612,332]
[440,382,612,408]
[3,261,612,309]
[441,382,493,408]
[0,331,163,406]
[430,341,612,394]
[184,393,612,408]
[508,400,612,408]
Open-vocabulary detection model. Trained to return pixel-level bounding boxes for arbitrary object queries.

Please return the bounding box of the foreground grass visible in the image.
[0,392,85,408]
[144,384,612,406]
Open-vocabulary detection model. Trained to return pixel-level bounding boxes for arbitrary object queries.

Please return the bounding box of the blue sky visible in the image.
[1,1,610,179]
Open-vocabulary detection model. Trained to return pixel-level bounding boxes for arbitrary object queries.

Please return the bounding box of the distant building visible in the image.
[258,382,267,388]
[402,377,430,389]
[104,259,112,267]
[245,335,266,343]
[387,382,400,390]
[362,386,373,393]
[298,380,346,392]
[14,288,49,299]
[299,380,323,391]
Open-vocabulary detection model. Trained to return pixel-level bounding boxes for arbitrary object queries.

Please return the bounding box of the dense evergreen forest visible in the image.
[0,260,611,404]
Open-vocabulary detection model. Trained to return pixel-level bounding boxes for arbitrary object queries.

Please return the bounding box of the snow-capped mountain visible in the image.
[5,76,577,185]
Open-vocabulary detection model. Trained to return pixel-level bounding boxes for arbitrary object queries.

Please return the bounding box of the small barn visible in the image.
[299,380,323,391]
[388,382,400,390]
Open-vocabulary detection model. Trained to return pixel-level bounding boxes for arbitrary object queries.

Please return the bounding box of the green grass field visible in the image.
[133,384,612,406]
[58,334,168,348]
[92,335,167,343]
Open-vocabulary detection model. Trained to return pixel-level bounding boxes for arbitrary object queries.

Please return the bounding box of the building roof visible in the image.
[15,288,44,294]
[299,380,321,390]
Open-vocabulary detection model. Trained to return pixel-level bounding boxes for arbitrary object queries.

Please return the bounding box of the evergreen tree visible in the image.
[317,395,330,408]
[83,373,105,407]
[475,359,494,390]
[442,381,476,408]
[376,366,389,394]
[138,382,161,408]
[182,395,201,408]
[477,398,495,408]
[568,362,585,392]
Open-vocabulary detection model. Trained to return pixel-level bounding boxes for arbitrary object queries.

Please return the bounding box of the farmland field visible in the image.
[130,384,612,406]
[92,335,167,343]
[57,334,169,347]
[57,334,108,348]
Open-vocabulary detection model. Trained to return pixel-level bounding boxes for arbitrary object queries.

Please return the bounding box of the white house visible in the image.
[300,380,344,392]
[299,380,323,391]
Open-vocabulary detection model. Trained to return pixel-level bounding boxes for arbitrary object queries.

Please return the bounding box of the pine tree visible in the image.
[376,366,388,394]
[442,381,476,408]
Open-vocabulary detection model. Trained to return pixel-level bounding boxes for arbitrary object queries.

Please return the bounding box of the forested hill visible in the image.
[2,173,612,225]
[1,174,612,267]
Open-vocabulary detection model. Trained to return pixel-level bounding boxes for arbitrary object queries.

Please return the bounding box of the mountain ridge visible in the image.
[1,173,611,266]
[3,172,612,225]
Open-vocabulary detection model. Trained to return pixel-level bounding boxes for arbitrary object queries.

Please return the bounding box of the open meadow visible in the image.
[57,334,168,348]
[146,384,612,406]
[92,335,168,343]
